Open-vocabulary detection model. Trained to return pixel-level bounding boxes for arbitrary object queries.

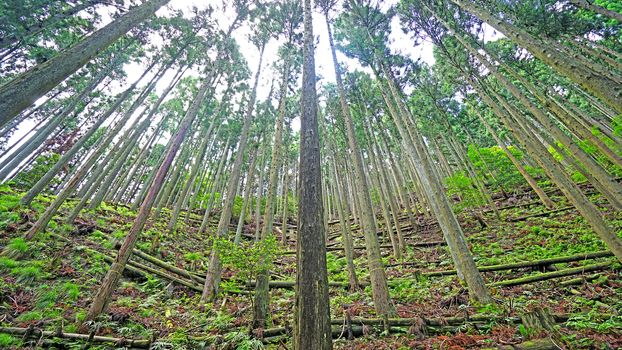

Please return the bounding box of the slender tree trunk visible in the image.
[449,0,622,114]
[84,73,211,321]
[201,43,266,303]
[0,0,170,126]
[253,54,292,328]
[280,158,290,245]
[332,156,360,291]
[294,1,332,348]
[234,145,258,245]
[376,64,492,304]
[198,142,231,233]
[325,15,395,317]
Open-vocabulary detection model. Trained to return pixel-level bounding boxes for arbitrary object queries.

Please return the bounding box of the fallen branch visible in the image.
[260,313,589,341]
[490,261,614,287]
[482,200,542,213]
[112,240,205,284]
[281,241,445,255]
[331,314,520,327]
[423,251,613,277]
[481,338,558,350]
[0,326,150,348]
[559,273,602,287]
[507,206,574,222]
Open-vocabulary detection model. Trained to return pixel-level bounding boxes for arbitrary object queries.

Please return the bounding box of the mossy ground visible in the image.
[0,181,621,349]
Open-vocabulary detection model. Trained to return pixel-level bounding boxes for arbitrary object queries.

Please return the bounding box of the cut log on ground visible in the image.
[0,326,151,348]
[490,261,614,287]
[423,251,613,277]
[508,206,574,222]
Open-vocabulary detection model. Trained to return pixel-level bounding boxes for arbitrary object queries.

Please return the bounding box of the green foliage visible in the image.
[3,237,29,258]
[113,230,126,240]
[75,310,87,323]
[61,282,81,301]
[35,287,58,309]
[11,265,43,282]
[468,145,531,190]
[12,153,60,190]
[0,333,19,347]
[232,195,244,219]
[17,310,43,322]
[571,170,587,182]
[389,278,431,303]
[215,235,279,291]
[566,313,622,332]
[613,114,622,137]
[208,311,234,331]
[183,252,202,262]
[0,191,21,229]
[222,331,264,349]
[0,257,19,269]
[444,171,484,211]
[518,323,536,338]
[326,253,348,281]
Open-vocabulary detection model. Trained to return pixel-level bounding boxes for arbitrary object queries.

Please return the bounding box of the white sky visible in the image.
[153,0,435,101]
[95,0,436,139]
[0,0,438,165]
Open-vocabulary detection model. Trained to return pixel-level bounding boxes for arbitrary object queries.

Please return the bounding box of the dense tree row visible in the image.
[0,0,620,347]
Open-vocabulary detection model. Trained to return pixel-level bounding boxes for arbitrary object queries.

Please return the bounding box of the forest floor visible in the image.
[0,181,621,349]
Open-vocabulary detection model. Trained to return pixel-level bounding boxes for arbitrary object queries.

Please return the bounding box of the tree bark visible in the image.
[293,0,332,348]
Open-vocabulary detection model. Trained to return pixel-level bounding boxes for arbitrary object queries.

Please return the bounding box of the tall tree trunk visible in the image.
[332,155,360,291]
[234,145,259,245]
[293,0,332,348]
[325,14,395,317]
[376,65,492,304]
[253,54,292,328]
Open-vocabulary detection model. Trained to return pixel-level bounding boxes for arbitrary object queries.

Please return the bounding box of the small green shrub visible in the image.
[17,310,43,322]
[62,282,80,301]
[222,331,264,350]
[445,171,484,211]
[4,237,29,258]
[0,333,19,347]
[0,257,18,269]
[36,288,58,309]
[74,310,87,323]
[184,252,202,261]
[11,265,42,282]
